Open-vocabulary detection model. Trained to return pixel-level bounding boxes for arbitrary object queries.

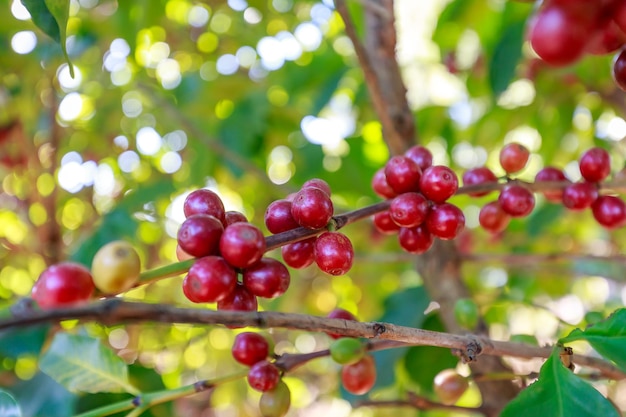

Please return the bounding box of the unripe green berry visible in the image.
[330,337,365,365]
[259,380,291,417]
[453,298,479,330]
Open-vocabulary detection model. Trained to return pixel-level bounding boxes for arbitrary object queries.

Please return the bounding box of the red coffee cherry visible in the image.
[498,185,535,217]
[242,258,290,299]
[232,332,270,366]
[182,256,237,303]
[219,223,266,269]
[314,232,354,276]
[499,143,530,174]
[31,262,94,309]
[183,189,226,224]
[462,167,498,197]
[579,147,611,183]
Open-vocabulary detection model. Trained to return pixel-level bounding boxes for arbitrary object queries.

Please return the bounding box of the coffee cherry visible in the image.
[219,223,266,269]
[478,201,510,233]
[248,360,281,392]
[498,185,535,217]
[591,195,626,229]
[326,308,358,339]
[341,354,377,395]
[462,167,498,197]
[217,283,258,313]
[404,145,433,171]
[281,238,316,269]
[384,156,421,194]
[330,338,365,365]
[562,182,599,211]
[579,147,611,182]
[183,189,226,224]
[433,369,469,405]
[182,256,237,303]
[373,211,402,234]
[426,203,465,240]
[303,178,331,196]
[259,380,291,417]
[613,49,626,91]
[265,200,298,234]
[224,211,248,226]
[398,224,433,254]
[389,192,429,227]
[243,258,290,298]
[91,240,141,294]
[454,298,479,330]
[535,166,568,203]
[371,168,397,199]
[314,232,354,276]
[232,332,270,366]
[587,20,626,55]
[420,166,459,203]
[31,262,94,309]
[291,187,333,229]
[499,143,530,174]
[177,214,224,258]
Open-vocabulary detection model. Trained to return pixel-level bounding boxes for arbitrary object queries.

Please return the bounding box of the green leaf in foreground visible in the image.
[20,0,74,76]
[500,348,619,417]
[560,308,626,373]
[0,390,21,417]
[39,333,139,395]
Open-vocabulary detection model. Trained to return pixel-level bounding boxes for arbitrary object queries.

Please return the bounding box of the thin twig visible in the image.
[358,391,486,415]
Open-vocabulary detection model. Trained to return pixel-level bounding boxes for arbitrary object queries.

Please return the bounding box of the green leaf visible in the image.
[560,308,626,372]
[11,372,76,417]
[501,348,619,417]
[20,0,74,76]
[39,333,140,395]
[0,324,49,358]
[0,390,21,417]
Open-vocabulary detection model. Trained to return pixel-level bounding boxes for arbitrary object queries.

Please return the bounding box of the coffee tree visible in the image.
[1,0,626,416]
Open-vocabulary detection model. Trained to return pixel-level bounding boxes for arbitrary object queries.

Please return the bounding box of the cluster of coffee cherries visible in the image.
[264,179,354,276]
[176,189,289,311]
[231,332,291,417]
[527,0,626,91]
[371,145,465,254]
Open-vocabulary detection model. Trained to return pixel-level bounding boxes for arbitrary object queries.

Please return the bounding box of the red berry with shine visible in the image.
[326,308,358,339]
[177,214,224,258]
[291,187,333,229]
[183,189,226,224]
[224,211,248,226]
[498,185,535,217]
[579,147,611,183]
[398,224,433,254]
[479,201,510,233]
[219,223,266,269]
[314,232,354,276]
[390,192,429,227]
[592,195,626,229]
[613,49,626,91]
[373,211,401,234]
[499,143,530,174]
[535,166,568,203]
[31,262,94,309]
[247,360,281,392]
[217,283,258,312]
[303,178,331,196]
[404,145,433,171]
[341,355,377,395]
[371,168,397,199]
[426,203,465,240]
[182,256,237,303]
[384,156,422,194]
[281,238,316,269]
[243,258,290,298]
[232,332,270,366]
[420,166,459,203]
[462,167,498,197]
[265,200,298,234]
[562,182,599,211]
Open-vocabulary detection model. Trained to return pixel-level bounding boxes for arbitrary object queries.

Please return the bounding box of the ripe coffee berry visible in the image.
[613,49,626,91]
[426,203,465,240]
[398,224,433,254]
[591,195,626,229]
[373,211,401,234]
[247,360,281,392]
[498,185,535,217]
[389,192,429,227]
[404,145,433,171]
[232,332,270,366]
[562,182,599,211]
[183,189,226,224]
[291,187,333,229]
[302,178,331,196]
[281,238,316,269]
[535,166,568,203]
[478,201,510,233]
[224,211,248,226]
[265,200,298,234]
[177,214,224,258]
[31,262,94,309]
[579,147,611,182]
[420,166,459,203]
[462,167,498,197]
[243,258,290,298]
[371,168,397,199]
[219,223,266,269]
[341,354,377,395]
[182,256,237,303]
[384,156,421,194]
[217,283,258,313]
[314,232,354,276]
[326,308,358,339]
[499,143,530,174]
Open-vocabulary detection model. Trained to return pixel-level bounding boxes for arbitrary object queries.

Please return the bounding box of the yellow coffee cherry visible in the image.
[91,240,141,294]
